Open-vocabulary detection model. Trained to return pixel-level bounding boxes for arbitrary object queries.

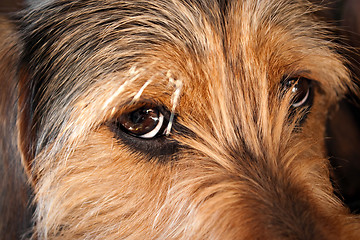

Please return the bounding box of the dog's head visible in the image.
[16,0,359,239]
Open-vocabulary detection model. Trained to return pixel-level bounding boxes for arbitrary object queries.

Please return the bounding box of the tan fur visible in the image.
[0,0,360,239]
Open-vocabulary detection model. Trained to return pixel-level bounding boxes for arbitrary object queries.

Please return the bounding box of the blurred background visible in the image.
[0,0,24,13]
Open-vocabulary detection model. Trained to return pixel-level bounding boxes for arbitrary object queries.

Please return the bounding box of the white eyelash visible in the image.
[132,78,153,102]
[165,71,183,136]
[102,66,140,111]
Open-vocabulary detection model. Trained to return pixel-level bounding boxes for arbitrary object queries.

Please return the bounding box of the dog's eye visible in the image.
[117,106,166,139]
[108,104,180,159]
[283,77,312,108]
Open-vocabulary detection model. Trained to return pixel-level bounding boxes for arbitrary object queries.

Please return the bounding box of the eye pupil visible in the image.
[130,110,146,124]
[130,108,157,125]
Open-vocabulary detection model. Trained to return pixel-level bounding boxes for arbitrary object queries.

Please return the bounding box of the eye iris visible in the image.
[119,107,160,136]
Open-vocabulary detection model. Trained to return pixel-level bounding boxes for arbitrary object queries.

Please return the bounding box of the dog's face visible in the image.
[17,0,359,239]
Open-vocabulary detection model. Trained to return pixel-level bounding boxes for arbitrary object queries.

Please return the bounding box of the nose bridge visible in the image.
[179,136,338,240]
[215,78,277,160]
[221,146,339,240]
[211,35,280,157]
[203,62,267,146]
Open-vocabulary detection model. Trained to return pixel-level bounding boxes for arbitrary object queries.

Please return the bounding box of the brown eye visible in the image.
[283,77,312,108]
[118,106,166,139]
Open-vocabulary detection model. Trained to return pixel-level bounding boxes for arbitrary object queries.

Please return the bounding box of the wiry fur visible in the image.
[0,0,360,239]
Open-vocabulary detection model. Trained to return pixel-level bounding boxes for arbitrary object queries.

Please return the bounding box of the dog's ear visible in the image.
[0,15,37,179]
[0,15,34,176]
[0,15,33,238]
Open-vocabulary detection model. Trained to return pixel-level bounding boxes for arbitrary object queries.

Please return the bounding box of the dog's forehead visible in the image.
[91,17,341,116]
[22,0,349,128]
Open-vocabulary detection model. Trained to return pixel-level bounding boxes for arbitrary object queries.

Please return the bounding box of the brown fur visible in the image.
[0,0,360,239]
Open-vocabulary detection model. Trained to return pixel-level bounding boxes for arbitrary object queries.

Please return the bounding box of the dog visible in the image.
[1,0,360,239]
